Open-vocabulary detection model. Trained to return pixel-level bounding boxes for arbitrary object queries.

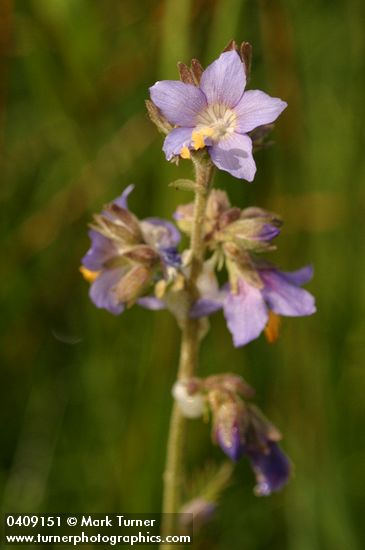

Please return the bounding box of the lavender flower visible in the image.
[213,399,245,461]
[149,50,287,181]
[80,185,181,314]
[192,264,316,347]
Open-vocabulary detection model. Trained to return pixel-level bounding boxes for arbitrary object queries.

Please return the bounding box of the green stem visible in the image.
[160,155,215,546]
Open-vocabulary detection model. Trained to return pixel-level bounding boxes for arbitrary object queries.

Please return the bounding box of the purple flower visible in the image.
[210,394,291,495]
[191,264,316,347]
[81,186,181,314]
[246,441,291,496]
[149,51,287,181]
[216,419,243,461]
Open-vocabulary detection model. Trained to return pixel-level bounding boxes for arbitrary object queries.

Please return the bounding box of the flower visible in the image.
[80,185,181,314]
[191,264,316,347]
[248,440,291,497]
[149,50,287,181]
[174,188,282,252]
[209,392,291,495]
[213,398,245,461]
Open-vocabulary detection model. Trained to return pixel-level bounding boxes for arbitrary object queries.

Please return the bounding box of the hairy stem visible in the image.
[161,155,215,546]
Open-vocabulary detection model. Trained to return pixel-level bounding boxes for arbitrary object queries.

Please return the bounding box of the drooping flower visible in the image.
[191,263,316,347]
[208,389,291,495]
[149,50,287,181]
[80,185,181,314]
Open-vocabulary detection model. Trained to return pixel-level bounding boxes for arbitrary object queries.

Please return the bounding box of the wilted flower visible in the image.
[149,50,287,181]
[210,393,246,461]
[192,263,316,347]
[209,390,291,496]
[174,188,281,252]
[80,185,181,314]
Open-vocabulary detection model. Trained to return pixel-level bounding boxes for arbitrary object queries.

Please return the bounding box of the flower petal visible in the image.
[190,298,223,318]
[82,230,117,271]
[142,218,180,247]
[113,184,135,209]
[200,51,246,108]
[216,423,243,461]
[209,133,256,181]
[223,279,268,347]
[256,223,281,242]
[281,265,314,286]
[89,268,125,315]
[247,442,291,496]
[235,90,287,134]
[137,296,165,310]
[162,127,193,161]
[260,269,316,317]
[149,81,207,126]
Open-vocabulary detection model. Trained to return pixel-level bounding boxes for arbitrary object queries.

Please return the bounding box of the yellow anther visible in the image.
[79,266,100,283]
[172,273,185,292]
[264,311,281,343]
[192,127,214,150]
[180,145,191,159]
[155,279,167,299]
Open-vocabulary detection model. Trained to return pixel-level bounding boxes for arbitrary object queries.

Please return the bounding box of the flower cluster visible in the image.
[173,375,290,496]
[81,40,316,505]
[80,185,181,314]
[175,188,316,347]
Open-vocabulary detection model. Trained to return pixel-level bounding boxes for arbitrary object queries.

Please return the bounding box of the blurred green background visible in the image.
[1,0,365,548]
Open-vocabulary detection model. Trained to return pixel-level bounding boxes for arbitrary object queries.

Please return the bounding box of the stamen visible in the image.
[192,127,214,150]
[155,279,167,298]
[180,145,191,159]
[264,311,281,343]
[80,266,100,283]
[195,104,237,143]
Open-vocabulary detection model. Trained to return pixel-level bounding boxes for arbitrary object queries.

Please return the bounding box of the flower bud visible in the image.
[204,374,255,400]
[114,265,152,304]
[106,203,143,240]
[173,203,195,234]
[210,392,247,461]
[218,207,241,229]
[122,245,160,266]
[205,189,231,221]
[92,203,142,244]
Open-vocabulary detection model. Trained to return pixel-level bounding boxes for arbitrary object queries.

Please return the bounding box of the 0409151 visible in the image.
[6,515,61,527]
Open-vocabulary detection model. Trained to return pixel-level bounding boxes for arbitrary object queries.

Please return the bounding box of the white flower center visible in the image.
[195,104,237,142]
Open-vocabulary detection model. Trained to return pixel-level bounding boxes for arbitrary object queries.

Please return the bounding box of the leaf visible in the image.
[168,179,198,192]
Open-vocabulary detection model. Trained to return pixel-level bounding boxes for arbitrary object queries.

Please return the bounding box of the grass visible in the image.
[1,1,364,548]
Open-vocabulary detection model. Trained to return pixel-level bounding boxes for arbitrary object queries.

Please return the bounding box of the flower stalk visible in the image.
[80,41,316,549]
[161,155,215,545]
